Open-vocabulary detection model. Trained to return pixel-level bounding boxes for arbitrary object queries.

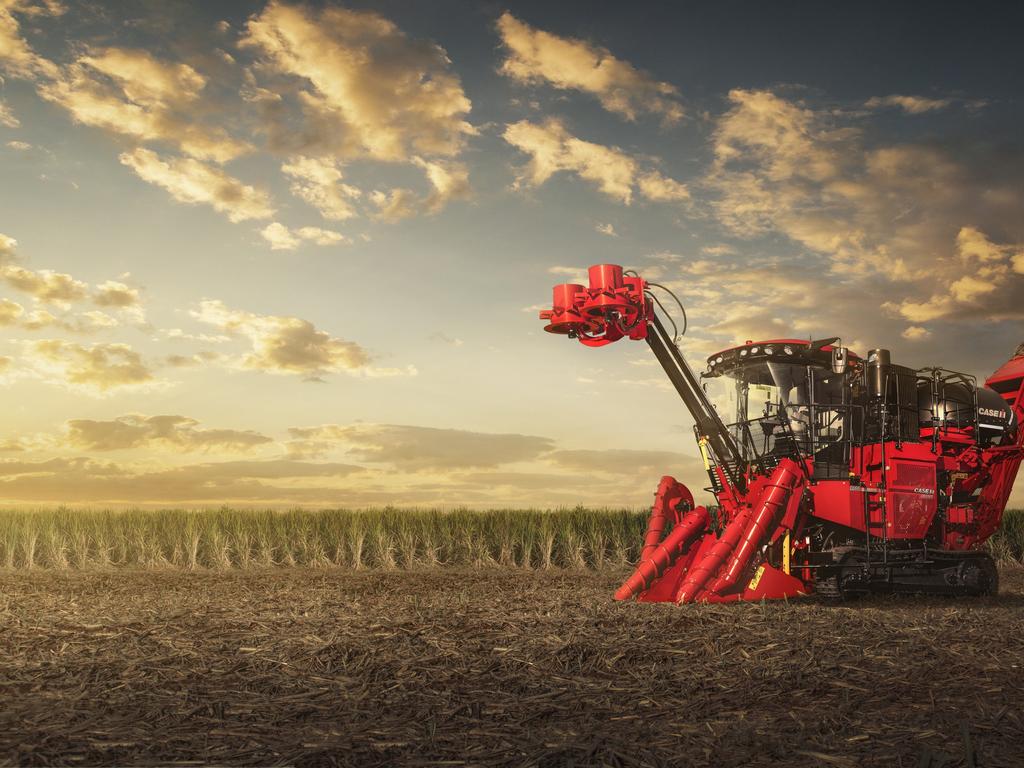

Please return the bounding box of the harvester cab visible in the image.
[539,264,1024,603]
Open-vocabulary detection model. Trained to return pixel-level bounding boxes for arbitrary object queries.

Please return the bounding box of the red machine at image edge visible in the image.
[539,264,1024,602]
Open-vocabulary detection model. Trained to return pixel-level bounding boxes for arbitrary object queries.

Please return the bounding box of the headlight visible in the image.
[784,346,793,355]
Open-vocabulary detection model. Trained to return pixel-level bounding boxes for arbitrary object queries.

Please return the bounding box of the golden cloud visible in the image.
[706,88,1024,330]
[93,280,140,308]
[0,263,88,304]
[0,0,61,80]
[20,338,154,393]
[65,414,273,453]
[119,148,274,222]
[242,1,474,162]
[0,97,18,127]
[287,423,556,470]
[36,51,248,164]
[0,296,22,325]
[504,119,688,205]
[260,221,347,250]
[191,299,390,378]
[865,94,952,114]
[280,155,360,221]
[496,12,683,123]
[547,448,706,481]
[370,188,419,223]
[0,456,365,504]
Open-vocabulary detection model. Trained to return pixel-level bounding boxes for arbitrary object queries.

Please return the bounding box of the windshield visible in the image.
[706,361,846,459]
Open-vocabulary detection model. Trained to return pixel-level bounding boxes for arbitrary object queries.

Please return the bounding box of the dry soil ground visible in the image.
[1,568,1023,767]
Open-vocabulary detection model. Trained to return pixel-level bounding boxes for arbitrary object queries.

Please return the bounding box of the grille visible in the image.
[892,461,934,489]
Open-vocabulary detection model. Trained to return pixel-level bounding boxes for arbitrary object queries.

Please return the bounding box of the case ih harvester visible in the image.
[540,264,1024,603]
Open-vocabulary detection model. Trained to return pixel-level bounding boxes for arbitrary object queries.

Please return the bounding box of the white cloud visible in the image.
[595,222,617,237]
[496,12,683,123]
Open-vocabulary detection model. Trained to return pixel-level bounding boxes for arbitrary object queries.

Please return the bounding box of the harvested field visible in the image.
[2,569,1023,767]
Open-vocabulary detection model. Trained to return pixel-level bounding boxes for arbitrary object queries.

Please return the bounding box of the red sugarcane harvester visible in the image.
[539,264,1024,602]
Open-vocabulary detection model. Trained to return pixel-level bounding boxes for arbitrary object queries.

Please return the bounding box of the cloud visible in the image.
[260,221,347,250]
[901,326,932,341]
[35,49,248,164]
[0,98,19,127]
[865,94,952,114]
[701,244,736,256]
[887,227,1024,323]
[413,157,471,213]
[191,299,386,378]
[637,170,690,202]
[547,448,704,476]
[286,423,556,470]
[496,12,683,123]
[19,339,154,393]
[504,118,688,205]
[0,0,62,80]
[370,187,418,222]
[0,231,15,261]
[0,235,147,331]
[65,414,273,452]
[0,263,88,304]
[704,88,1024,336]
[0,455,366,504]
[5,138,28,149]
[595,222,617,237]
[281,155,360,220]
[119,148,274,222]
[241,1,474,162]
[0,296,22,324]
[93,279,140,308]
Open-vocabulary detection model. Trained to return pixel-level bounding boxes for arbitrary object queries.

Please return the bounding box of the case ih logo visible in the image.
[978,407,1005,419]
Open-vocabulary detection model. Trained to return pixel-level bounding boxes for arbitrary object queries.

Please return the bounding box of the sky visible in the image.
[0,0,1022,508]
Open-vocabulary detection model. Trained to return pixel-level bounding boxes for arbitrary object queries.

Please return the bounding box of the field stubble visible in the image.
[1,569,1023,767]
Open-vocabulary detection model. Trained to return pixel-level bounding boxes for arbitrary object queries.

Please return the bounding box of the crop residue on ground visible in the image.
[2,568,1023,767]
